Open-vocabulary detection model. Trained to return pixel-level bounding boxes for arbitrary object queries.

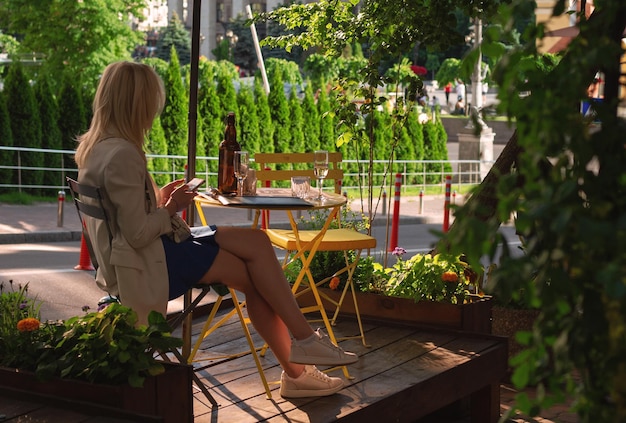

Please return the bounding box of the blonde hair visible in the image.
[75,61,165,167]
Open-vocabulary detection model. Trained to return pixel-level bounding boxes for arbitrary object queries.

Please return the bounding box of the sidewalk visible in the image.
[0,192,458,243]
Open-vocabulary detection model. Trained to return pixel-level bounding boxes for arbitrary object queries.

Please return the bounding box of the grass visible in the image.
[342,184,477,199]
[0,192,59,205]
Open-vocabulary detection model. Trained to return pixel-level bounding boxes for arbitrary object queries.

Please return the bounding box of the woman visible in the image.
[74,61,357,399]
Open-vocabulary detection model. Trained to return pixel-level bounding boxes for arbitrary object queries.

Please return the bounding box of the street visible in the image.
[0,222,521,321]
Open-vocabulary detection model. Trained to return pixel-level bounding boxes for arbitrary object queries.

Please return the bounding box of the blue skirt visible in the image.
[161,225,220,300]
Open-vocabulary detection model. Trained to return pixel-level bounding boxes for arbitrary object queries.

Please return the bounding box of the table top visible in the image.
[195,187,346,211]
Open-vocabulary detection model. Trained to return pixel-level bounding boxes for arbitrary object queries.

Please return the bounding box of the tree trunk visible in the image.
[431,129,521,255]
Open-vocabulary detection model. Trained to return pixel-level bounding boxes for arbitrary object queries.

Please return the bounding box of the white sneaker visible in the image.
[289,328,358,366]
[280,365,344,398]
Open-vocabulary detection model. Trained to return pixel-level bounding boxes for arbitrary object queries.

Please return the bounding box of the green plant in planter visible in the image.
[36,303,182,387]
[0,281,182,388]
[0,280,56,370]
[284,204,371,291]
[358,248,479,304]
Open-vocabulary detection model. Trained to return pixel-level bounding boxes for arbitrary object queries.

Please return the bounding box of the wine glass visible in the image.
[313,150,329,201]
[233,151,249,197]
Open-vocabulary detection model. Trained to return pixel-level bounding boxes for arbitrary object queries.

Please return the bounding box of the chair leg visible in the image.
[330,251,369,346]
[187,290,272,399]
[165,347,218,407]
[230,290,272,399]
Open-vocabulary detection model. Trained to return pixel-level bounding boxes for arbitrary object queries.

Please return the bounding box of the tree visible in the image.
[258,0,473,224]
[303,54,339,91]
[236,84,261,156]
[146,116,170,187]
[229,16,260,74]
[215,61,238,117]
[301,82,321,152]
[5,62,43,194]
[161,47,188,169]
[1,0,145,93]
[267,69,290,154]
[288,89,305,160]
[35,73,63,194]
[0,89,13,194]
[57,72,86,177]
[198,59,223,175]
[155,12,191,66]
[439,3,626,421]
[253,78,274,154]
[265,57,303,86]
[317,87,334,152]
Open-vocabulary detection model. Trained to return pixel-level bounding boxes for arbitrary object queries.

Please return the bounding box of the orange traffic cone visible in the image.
[75,234,94,271]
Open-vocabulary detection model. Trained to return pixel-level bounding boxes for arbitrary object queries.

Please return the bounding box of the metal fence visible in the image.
[0,146,492,195]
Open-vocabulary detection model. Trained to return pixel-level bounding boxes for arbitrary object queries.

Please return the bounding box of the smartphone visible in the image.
[186,177,205,191]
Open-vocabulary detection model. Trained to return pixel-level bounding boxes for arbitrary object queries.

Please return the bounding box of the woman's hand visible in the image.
[160,179,184,203]
[165,183,198,216]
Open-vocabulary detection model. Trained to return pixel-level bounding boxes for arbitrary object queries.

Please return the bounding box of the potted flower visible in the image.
[366,247,481,305]
[294,241,492,333]
[0,280,192,422]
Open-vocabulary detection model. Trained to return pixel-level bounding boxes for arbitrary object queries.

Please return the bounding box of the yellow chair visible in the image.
[255,152,376,347]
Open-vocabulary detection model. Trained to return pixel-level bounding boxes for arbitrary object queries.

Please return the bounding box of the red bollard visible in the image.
[382,190,387,216]
[261,167,271,229]
[443,175,451,232]
[388,173,402,251]
[419,190,423,214]
[75,233,94,271]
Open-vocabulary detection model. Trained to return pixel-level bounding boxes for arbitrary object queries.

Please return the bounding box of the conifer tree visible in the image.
[288,89,305,167]
[146,116,170,186]
[35,74,63,194]
[0,92,13,194]
[301,82,320,152]
[161,47,188,170]
[371,109,391,187]
[422,119,440,183]
[434,116,452,174]
[216,62,238,117]
[198,60,222,176]
[6,62,43,194]
[253,78,274,154]
[57,72,86,176]
[268,69,290,154]
[288,90,305,149]
[405,109,425,183]
[155,12,191,65]
[317,85,334,152]
[236,84,261,158]
[394,123,418,184]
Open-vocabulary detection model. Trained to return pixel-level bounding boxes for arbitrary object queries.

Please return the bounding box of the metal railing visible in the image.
[0,146,492,195]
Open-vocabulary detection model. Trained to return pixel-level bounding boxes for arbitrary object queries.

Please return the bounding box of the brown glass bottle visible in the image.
[217,112,241,194]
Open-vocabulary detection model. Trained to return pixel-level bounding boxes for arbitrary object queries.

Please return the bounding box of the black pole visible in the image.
[183,0,202,360]
[186,0,202,226]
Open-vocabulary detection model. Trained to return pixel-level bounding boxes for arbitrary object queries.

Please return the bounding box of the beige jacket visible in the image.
[78,138,173,325]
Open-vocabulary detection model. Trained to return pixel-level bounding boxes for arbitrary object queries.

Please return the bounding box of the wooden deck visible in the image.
[0,305,507,423]
[183,304,507,423]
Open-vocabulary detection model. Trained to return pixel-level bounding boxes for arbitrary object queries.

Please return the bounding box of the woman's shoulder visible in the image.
[94,138,143,159]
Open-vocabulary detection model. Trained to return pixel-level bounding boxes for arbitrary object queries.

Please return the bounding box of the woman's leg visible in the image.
[199,226,357,372]
[205,227,313,339]
[198,228,313,377]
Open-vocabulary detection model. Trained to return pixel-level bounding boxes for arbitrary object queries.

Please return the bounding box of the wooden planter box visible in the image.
[0,362,193,422]
[297,288,492,334]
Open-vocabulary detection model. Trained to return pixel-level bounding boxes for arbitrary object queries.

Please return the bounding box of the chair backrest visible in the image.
[254,152,343,194]
[66,177,112,271]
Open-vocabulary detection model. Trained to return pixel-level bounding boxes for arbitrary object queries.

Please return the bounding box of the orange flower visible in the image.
[17,317,41,332]
[441,271,459,283]
[329,277,340,290]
